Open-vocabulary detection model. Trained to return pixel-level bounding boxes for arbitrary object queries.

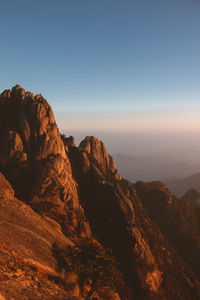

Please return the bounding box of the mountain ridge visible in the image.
[113,152,200,183]
[166,172,200,196]
[0,85,200,299]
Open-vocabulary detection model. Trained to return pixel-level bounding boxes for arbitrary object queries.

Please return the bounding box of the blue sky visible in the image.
[1,0,200,132]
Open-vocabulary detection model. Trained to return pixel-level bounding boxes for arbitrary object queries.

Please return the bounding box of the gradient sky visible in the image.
[1,0,200,133]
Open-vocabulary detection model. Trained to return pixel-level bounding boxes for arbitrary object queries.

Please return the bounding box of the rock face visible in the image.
[0,85,66,162]
[79,136,120,179]
[68,142,200,299]
[0,86,128,300]
[61,134,75,149]
[178,189,200,236]
[0,85,90,238]
[1,86,200,299]
[135,181,200,280]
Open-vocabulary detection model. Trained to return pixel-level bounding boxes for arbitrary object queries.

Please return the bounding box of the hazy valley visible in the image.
[113,152,200,196]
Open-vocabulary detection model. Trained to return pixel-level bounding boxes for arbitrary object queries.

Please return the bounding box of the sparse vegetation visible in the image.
[52,238,124,299]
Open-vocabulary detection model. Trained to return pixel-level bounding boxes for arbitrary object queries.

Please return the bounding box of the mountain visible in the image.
[177,189,200,236]
[113,153,200,182]
[135,181,200,280]
[165,173,200,197]
[0,85,200,299]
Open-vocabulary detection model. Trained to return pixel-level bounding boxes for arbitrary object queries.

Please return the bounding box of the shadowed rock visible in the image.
[135,181,200,280]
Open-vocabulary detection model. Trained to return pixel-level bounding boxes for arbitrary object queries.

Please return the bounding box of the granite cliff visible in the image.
[0,85,200,299]
[0,85,90,239]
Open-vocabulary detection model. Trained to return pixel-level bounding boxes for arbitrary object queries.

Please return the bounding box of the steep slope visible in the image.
[68,137,200,299]
[135,181,200,280]
[177,189,200,236]
[0,86,130,299]
[79,136,120,179]
[0,172,79,299]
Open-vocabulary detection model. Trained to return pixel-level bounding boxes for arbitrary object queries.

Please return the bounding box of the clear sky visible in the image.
[1,0,200,134]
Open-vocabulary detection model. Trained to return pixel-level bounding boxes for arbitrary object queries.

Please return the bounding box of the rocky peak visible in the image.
[0,86,90,238]
[135,181,175,206]
[61,134,75,152]
[11,84,26,98]
[0,85,66,163]
[181,188,200,205]
[79,136,119,177]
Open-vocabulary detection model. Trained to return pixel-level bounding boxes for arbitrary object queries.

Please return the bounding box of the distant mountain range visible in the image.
[113,153,200,196]
[165,173,200,197]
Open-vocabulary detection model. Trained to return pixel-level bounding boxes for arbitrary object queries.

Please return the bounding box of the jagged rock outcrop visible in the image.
[61,134,75,150]
[79,136,120,180]
[0,85,66,162]
[68,145,162,296]
[68,141,200,299]
[0,85,90,238]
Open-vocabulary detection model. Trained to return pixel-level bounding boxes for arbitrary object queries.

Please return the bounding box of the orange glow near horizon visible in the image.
[55,107,200,132]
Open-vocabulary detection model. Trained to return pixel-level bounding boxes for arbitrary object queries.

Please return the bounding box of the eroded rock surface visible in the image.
[135,181,200,279]
[1,86,200,299]
[79,136,120,179]
[68,143,200,299]
[178,189,200,235]
[0,85,90,238]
